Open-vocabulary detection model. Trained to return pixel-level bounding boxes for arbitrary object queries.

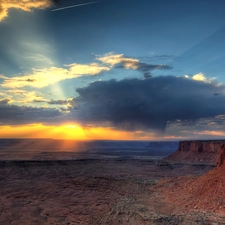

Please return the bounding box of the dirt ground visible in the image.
[0,159,222,225]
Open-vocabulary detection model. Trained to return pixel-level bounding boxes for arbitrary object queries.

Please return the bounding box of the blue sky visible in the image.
[0,0,225,140]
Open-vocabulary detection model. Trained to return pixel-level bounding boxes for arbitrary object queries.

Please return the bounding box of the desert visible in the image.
[1,1,225,224]
[1,139,225,224]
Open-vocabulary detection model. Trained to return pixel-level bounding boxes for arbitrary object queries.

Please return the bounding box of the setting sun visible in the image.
[0,124,160,140]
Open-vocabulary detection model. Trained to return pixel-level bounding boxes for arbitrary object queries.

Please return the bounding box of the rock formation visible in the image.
[162,142,225,213]
[216,144,225,167]
[165,140,225,164]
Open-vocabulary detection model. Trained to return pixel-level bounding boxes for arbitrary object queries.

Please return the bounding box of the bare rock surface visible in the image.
[165,140,225,163]
[157,143,225,222]
[0,159,220,225]
[216,144,225,167]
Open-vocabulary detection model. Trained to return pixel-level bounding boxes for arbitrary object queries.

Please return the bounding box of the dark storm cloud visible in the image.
[0,100,61,125]
[70,76,225,131]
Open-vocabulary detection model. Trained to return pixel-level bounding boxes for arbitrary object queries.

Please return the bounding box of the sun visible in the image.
[0,124,159,140]
[52,124,87,139]
[64,125,77,129]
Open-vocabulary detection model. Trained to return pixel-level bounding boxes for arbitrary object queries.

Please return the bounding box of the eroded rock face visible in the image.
[161,142,225,214]
[166,140,225,164]
[216,144,225,167]
[177,140,224,153]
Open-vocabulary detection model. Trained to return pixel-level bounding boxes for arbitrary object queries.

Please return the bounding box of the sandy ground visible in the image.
[0,159,221,225]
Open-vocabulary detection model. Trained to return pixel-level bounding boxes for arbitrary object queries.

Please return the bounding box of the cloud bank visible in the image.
[2,76,225,134]
[0,53,171,89]
[1,63,110,88]
[0,0,56,21]
[0,98,61,125]
[97,53,172,78]
[70,76,225,131]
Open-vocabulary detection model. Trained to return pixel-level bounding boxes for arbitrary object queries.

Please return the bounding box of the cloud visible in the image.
[1,63,110,88]
[0,99,61,125]
[0,98,10,104]
[1,53,171,89]
[165,115,225,140]
[143,72,152,79]
[33,98,68,105]
[67,62,110,75]
[184,72,216,84]
[97,53,139,69]
[0,74,7,79]
[2,76,225,133]
[192,72,216,83]
[69,76,225,132]
[33,99,46,103]
[48,99,68,105]
[192,73,206,81]
[33,98,72,108]
[132,62,171,75]
[97,53,172,77]
[0,0,55,21]
[4,89,49,104]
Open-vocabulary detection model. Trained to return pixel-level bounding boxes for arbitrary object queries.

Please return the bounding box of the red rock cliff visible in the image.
[163,144,225,213]
[216,144,225,167]
[166,140,225,164]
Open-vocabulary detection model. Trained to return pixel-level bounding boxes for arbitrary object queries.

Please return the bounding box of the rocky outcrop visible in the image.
[162,142,225,213]
[165,140,225,164]
[216,144,225,167]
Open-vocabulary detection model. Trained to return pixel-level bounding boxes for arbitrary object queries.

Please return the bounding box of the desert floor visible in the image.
[0,159,223,225]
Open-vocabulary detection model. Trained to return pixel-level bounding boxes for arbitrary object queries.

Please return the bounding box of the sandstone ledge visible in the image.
[165,140,225,164]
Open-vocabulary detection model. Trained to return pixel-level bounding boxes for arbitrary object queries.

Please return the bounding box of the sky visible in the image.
[1,0,225,140]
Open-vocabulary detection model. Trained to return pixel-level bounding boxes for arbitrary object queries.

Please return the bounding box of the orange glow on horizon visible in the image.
[0,124,157,140]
